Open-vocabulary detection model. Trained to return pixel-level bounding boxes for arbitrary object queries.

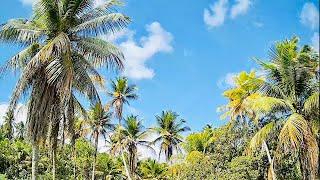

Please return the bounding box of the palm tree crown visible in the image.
[0,0,129,179]
[151,111,190,162]
[108,77,138,124]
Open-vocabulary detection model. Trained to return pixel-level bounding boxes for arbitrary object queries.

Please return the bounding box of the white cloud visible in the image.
[311,32,319,52]
[118,22,173,80]
[217,72,237,89]
[0,103,27,125]
[204,0,229,28]
[230,0,251,19]
[20,0,37,6]
[101,29,134,43]
[300,2,319,30]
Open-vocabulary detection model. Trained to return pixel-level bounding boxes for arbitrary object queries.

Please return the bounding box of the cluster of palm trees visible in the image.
[0,0,189,179]
[222,37,319,180]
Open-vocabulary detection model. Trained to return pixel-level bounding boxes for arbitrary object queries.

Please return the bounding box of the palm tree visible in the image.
[151,111,190,162]
[110,115,153,178]
[87,103,114,180]
[109,125,132,180]
[123,115,153,176]
[222,71,278,179]
[0,0,129,179]
[246,37,319,179]
[1,110,14,140]
[108,77,138,125]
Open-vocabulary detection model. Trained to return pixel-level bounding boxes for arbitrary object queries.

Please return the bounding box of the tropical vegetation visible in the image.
[0,0,319,179]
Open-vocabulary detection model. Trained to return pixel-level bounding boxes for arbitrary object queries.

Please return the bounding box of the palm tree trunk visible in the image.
[121,150,132,180]
[32,142,39,180]
[92,132,99,180]
[263,141,276,180]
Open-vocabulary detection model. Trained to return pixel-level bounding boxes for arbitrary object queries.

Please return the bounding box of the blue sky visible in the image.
[0,0,319,132]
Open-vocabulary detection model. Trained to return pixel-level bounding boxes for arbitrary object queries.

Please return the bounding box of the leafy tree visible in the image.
[151,111,190,162]
[1,110,14,140]
[0,0,128,178]
[138,158,168,179]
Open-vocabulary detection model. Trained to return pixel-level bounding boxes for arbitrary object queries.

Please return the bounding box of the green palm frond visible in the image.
[71,13,130,37]
[0,43,40,75]
[303,92,319,115]
[0,19,44,44]
[76,37,124,69]
[278,113,308,150]
[247,121,275,154]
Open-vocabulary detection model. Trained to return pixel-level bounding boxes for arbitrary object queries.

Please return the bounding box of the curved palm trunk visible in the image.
[92,132,99,180]
[32,142,39,180]
[263,141,276,180]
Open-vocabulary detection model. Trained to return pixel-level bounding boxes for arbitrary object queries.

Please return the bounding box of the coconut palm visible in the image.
[222,71,278,179]
[123,115,153,176]
[151,111,190,162]
[110,115,153,178]
[0,0,129,179]
[108,77,138,125]
[246,37,319,179]
[87,103,114,180]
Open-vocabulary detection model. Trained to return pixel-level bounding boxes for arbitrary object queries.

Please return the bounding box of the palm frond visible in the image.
[71,13,130,37]
[247,121,275,154]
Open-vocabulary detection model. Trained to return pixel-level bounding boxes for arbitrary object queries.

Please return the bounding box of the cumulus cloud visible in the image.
[300,2,319,30]
[0,103,27,125]
[311,32,319,52]
[204,0,253,28]
[230,0,251,19]
[217,72,237,89]
[204,0,229,28]
[118,22,173,80]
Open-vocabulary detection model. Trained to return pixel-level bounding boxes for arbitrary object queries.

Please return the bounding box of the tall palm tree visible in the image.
[87,103,114,180]
[151,111,190,162]
[245,37,319,179]
[108,77,138,125]
[1,110,14,140]
[0,0,129,179]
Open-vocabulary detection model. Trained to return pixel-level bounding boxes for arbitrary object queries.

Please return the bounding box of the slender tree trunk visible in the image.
[121,150,132,180]
[92,132,99,180]
[73,144,77,179]
[32,142,39,180]
[263,141,276,180]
